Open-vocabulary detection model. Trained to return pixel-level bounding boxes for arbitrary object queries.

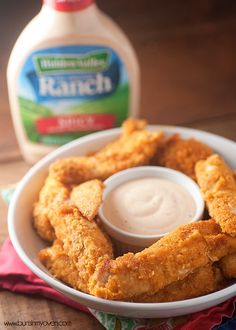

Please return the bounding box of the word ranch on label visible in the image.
[39,73,113,97]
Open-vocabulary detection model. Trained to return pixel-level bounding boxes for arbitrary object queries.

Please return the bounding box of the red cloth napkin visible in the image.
[0,237,236,330]
[0,238,90,315]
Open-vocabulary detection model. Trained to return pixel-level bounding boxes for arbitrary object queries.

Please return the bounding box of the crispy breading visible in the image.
[195,154,236,235]
[33,176,70,241]
[133,264,224,302]
[49,120,163,184]
[38,179,113,293]
[121,118,147,135]
[33,119,163,240]
[89,220,236,300]
[70,179,104,221]
[39,240,86,291]
[152,134,213,180]
[195,154,236,193]
[49,204,113,292]
[205,193,236,235]
[33,178,104,241]
[219,253,236,279]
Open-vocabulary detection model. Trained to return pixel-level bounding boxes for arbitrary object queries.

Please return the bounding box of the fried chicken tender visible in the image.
[49,205,113,292]
[219,253,236,279]
[49,119,163,184]
[152,134,213,180]
[195,154,236,235]
[33,176,103,241]
[133,264,224,302]
[39,239,85,291]
[70,179,104,221]
[33,176,70,241]
[89,220,236,300]
[121,118,147,134]
[39,180,113,293]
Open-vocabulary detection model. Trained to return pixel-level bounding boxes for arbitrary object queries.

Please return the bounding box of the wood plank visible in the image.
[0,291,104,330]
[188,113,236,141]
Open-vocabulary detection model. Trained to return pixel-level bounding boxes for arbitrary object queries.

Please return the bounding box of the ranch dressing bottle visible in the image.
[7,0,140,163]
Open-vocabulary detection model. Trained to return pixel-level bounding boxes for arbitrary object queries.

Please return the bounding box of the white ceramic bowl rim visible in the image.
[7,125,236,317]
[99,166,205,241]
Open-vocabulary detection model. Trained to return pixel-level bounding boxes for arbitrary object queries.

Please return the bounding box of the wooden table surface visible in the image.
[0,1,236,329]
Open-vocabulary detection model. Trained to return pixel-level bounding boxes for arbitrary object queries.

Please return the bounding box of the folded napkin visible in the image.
[1,189,236,330]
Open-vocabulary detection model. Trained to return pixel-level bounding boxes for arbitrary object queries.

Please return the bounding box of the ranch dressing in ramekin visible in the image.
[103,177,196,235]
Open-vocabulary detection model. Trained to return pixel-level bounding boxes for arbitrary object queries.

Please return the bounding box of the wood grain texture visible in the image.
[0,292,104,330]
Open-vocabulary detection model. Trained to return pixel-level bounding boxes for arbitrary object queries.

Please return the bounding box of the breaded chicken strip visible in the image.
[40,242,224,301]
[152,134,213,180]
[39,180,112,293]
[89,220,236,300]
[49,119,163,185]
[134,264,224,302]
[195,154,236,235]
[49,205,113,292]
[219,253,236,279]
[33,177,105,242]
[33,176,70,241]
[39,239,86,291]
[70,179,104,221]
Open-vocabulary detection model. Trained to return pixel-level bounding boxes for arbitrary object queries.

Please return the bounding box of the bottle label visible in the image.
[18,45,129,145]
[43,0,94,12]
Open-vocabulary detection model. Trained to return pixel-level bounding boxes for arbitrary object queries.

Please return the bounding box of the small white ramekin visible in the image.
[98,166,204,254]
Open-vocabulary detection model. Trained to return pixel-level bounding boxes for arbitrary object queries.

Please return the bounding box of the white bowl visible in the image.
[8,125,236,318]
[99,166,204,251]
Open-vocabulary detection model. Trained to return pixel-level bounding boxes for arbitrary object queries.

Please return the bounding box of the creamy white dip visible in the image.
[103,177,196,235]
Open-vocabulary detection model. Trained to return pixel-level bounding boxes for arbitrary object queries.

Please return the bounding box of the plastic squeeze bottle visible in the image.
[7,0,140,164]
